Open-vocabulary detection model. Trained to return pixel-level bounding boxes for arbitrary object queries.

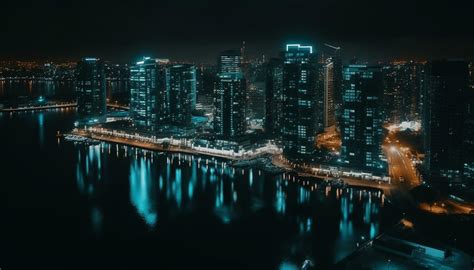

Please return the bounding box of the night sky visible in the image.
[2,0,473,63]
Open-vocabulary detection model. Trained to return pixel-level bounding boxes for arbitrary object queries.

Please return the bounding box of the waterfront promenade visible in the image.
[68,128,280,161]
[66,127,474,214]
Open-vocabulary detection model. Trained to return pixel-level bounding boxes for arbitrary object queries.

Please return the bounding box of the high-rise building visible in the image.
[382,65,403,123]
[240,41,246,64]
[218,49,241,73]
[265,58,284,136]
[129,57,168,132]
[76,57,106,120]
[332,57,343,121]
[470,62,474,87]
[166,64,196,126]
[422,60,471,183]
[323,59,336,128]
[323,44,343,121]
[341,65,385,172]
[281,44,322,157]
[246,61,266,127]
[463,87,474,181]
[214,49,247,139]
[402,61,424,121]
[214,73,247,139]
[383,61,424,123]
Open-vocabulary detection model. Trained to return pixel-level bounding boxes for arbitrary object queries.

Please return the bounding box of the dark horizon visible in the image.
[2,0,474,63]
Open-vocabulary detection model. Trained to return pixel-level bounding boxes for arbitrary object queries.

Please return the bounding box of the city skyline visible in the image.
[1,2,474,269]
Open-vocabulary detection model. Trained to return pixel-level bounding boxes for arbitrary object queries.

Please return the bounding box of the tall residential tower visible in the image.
[422,60,472,183]
[214,49,247,139]
[76,57,106,120]
[281,44,322,157]
[340,65,385,173]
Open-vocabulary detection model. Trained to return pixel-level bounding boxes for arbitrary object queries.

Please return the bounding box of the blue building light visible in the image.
[286,44,313,54]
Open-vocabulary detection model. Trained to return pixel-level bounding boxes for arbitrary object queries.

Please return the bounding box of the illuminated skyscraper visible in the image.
[218,49,241,73]
[341,65,385,172]
[382,65,403,123]
[323,59,336,128]
[323,44,342,120]
[166,64,196,126]
[214,73,247,138]
[246,61,266,126]
[422,60,471,183]
[383,61,424,123]
[265,58,284,136]
[463,87,474,181]
[129,57,168,132]
[281,44,322,157]
[76,57,106,120]
[214,49,247,139]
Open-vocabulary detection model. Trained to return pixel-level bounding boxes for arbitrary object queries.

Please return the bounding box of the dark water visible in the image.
[0,79,129,104]
[0,110,398,269]
[0,81,398,269]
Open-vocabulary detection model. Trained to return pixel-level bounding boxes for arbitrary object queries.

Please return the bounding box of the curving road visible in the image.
[384,144,421,190]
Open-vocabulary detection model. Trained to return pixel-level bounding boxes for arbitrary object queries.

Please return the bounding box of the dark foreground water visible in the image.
[0,109,399,269]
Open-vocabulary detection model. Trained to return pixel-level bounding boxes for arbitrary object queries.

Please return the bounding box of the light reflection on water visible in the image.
[0,109,395,268]
[130,157,158,228]
[38,112,44,147]
[1,109,391,268]
[72,143,388,266]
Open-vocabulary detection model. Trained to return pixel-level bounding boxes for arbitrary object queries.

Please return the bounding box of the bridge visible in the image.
[0,103,77,112]
[1,102,129,112]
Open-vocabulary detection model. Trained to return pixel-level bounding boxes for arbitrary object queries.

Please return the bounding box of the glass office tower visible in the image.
[129,57,168,132]
[167,64,196,126]
[76,57,106,120]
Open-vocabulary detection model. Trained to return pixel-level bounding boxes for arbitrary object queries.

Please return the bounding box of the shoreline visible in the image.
[64,129,391,193]
[65,129,275,162]
[64,130,474,216]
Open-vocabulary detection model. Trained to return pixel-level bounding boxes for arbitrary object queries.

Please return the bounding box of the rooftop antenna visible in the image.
[324,43,341,50]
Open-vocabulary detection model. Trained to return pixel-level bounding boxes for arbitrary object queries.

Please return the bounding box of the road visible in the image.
[382,140,474,214]
[383,144,421,190]
[271,155,395,197]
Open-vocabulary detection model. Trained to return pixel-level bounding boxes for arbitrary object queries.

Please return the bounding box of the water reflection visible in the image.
[75,144,106,236]
[76,144,102,196]
[38,112,44,147]
[130,157,158,228]
[72,144,389,266]
[0,80,4,95]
